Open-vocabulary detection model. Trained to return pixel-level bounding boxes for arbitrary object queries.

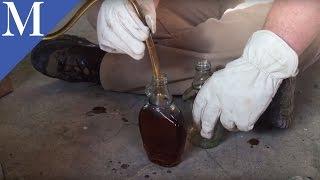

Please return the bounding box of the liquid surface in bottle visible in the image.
[139,104,187,167]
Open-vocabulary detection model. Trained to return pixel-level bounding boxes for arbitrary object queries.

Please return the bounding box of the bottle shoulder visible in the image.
[139,103,185,125]
[182,87,198,101]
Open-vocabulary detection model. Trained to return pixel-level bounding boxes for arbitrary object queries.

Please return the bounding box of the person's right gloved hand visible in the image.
[192,30,299,138]
[97,0,157,60]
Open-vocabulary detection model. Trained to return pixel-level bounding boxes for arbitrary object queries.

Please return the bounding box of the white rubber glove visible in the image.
[193,30,298,138]
[97,0,156,60]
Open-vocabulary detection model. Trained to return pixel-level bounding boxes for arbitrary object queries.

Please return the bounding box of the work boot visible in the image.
[261,77,297,129]
[31,35,106,83]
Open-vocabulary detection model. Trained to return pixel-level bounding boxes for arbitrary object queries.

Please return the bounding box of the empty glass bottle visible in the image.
[139,74,187,167]
[183,60,224,149]
[182,60,212,101]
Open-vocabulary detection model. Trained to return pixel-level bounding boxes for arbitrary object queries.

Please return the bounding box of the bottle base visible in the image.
[147,154,182,167]
[189,122,224,149]
[149,158,181,167]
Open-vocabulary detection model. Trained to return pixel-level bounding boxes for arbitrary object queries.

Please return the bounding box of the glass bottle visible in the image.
[182,60,212,101]
[183,60,224,149]
[139,74,187,167]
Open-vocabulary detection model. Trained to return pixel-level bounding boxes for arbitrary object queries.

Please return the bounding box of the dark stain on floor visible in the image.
[120,164,129,169]
[91,107,107,114]
[86,106,107,116]
[248,138,260,148]
[121,117,129,123]
[112,168,117,173]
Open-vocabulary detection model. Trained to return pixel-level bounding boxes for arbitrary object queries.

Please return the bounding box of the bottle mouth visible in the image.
[152,73,168,86]
[196,60,211,71]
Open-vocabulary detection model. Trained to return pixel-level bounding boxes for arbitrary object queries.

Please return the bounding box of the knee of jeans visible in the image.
[99,53,153,93]
[299,33,320,72]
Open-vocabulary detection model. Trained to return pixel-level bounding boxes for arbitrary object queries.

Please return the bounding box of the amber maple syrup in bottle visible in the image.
[139,74,187,167]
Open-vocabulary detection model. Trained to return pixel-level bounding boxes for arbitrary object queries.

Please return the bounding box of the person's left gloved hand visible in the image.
[193,30,299,138]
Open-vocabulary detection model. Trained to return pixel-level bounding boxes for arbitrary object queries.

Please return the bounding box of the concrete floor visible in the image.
[1,55,320,180]
[0,5,320,180]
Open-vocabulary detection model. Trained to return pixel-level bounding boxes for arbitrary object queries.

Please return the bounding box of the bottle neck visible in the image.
[146,74,173,107]
[192,60,212,90]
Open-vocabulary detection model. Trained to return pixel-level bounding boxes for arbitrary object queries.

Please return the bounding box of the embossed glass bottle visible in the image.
[139,74,187,167]
[183,60,224,149]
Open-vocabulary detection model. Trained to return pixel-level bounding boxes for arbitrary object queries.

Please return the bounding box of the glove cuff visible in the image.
[243,30,299,79]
